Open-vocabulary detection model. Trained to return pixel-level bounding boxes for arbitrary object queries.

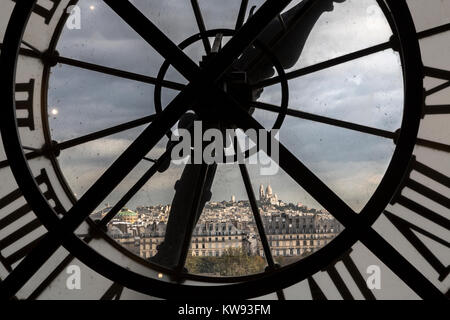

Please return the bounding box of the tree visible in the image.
[185,248,266,276]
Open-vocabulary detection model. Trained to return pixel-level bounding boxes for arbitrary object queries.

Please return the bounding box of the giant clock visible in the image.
[0,0,448,300]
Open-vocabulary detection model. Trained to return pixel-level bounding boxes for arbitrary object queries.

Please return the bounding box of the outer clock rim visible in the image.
[38,0,421,284]
[0,0,423,299]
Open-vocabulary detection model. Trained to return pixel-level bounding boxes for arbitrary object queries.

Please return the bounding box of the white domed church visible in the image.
[259,184,279,205]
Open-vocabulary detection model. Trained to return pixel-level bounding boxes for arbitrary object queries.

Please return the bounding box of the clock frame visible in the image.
[0,0,448,300]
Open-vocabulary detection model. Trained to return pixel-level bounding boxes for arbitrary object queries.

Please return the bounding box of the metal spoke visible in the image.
[0,115,158,170]
[235,0,249,30]
[190,0,211,54]
[251,101,395,139]
[253,41,393,88]
[239,164,274,266]
[20,40,40,55]
[0,45,185,91]
[56,114,158,151]
[283,145,354,226]
[220,100,394,226]
[0,43,185,91]
[101,152,174,228]
[21,146,39,152]
[53,93,191,236]
[252,101,450,153]
[253,22,450,89]
[104,0,201,81]
[238,163,285,300]
[17,47,38,58]
[56,55,186,91]
[104,0,293,84]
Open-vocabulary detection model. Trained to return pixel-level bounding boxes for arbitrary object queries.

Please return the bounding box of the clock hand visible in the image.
[150,35,227,273]
[235,0,345,83]
[150,162,217,272]
[149,113,218,272]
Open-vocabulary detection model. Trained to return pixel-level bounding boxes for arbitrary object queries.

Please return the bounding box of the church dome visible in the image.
[117,208,137,217]
[116,208,138,223]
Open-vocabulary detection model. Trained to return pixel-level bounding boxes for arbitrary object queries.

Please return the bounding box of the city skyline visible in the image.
[99,182,341,269]
[97,183,329,214]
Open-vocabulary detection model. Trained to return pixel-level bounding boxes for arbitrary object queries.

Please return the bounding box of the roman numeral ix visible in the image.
[386,156,449,282]
[0,169,65,272]
[11,0,62,25]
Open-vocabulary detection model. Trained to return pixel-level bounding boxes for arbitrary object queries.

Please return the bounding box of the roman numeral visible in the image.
[423,104,450,116]
[307,276,327,300]
[307,250,376,300]
[11,0,62,24]
[423,66,450,116]
[15,79,35,131]
[384,212,449,281]
[100,282,124,300]
[386,157,449,282]
[0,169,65,272]
[391,157,449,227]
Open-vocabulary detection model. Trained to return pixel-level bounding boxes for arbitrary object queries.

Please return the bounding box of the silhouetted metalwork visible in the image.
[0,0,448,301]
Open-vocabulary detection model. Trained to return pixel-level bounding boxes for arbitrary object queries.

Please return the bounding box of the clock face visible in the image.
[0,0,448,300]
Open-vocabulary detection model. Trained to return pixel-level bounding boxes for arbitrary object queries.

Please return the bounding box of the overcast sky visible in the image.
[48,0,404,213]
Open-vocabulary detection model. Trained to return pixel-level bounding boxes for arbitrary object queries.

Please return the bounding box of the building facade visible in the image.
[139,221,249,259]
[99,184,342,261]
